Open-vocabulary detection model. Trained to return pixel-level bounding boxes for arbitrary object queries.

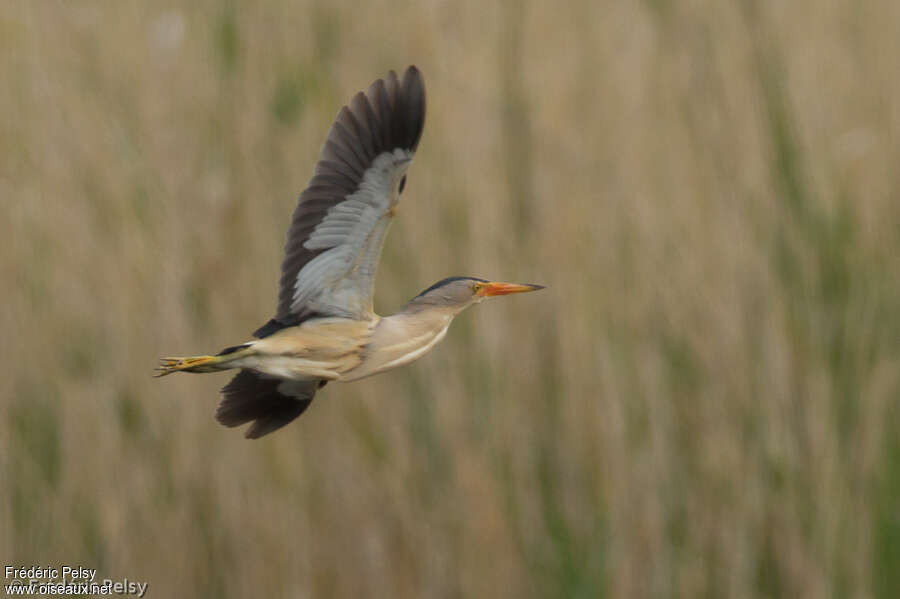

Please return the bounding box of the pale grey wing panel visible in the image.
[293,149,412,318]
[268,66,425,328]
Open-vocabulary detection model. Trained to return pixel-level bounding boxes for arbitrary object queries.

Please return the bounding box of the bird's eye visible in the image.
[472,282,484,293]
[398,175,407,194]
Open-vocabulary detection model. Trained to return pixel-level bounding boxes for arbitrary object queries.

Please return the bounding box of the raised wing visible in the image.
[259,66,425,335]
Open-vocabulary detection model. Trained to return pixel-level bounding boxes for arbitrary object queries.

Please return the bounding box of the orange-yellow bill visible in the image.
[478,282,545,297]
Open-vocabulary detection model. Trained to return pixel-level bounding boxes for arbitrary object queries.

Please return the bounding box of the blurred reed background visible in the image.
[3,1,900,597]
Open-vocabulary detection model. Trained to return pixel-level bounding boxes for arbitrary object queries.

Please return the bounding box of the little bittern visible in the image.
[156,66,543,438]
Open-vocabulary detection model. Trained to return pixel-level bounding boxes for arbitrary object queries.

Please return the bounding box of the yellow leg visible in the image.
[154,355,224,377]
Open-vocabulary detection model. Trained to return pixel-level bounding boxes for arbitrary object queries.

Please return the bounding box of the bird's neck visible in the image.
[341,307,455,382]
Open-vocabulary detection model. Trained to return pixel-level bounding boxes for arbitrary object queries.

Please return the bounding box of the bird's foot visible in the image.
[154,355,219,377]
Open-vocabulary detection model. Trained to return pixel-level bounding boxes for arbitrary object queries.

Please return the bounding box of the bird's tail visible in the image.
[154,343,252,377]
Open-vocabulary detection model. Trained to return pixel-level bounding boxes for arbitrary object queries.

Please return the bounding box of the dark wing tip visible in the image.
[404,65,422,81]
[362,65,426,155]
[398,66,426,152]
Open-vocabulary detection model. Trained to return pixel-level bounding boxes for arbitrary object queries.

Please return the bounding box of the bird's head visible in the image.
[409,276,544,313]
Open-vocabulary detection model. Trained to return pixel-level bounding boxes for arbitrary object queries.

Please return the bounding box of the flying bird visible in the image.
[156,66,543,438]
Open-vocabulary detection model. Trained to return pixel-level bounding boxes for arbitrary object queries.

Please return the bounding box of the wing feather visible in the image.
[349,93,378,158]
[261,66,425,334]
[332,118,369,168]
[323,140,365,178]
[217,370,319,439]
